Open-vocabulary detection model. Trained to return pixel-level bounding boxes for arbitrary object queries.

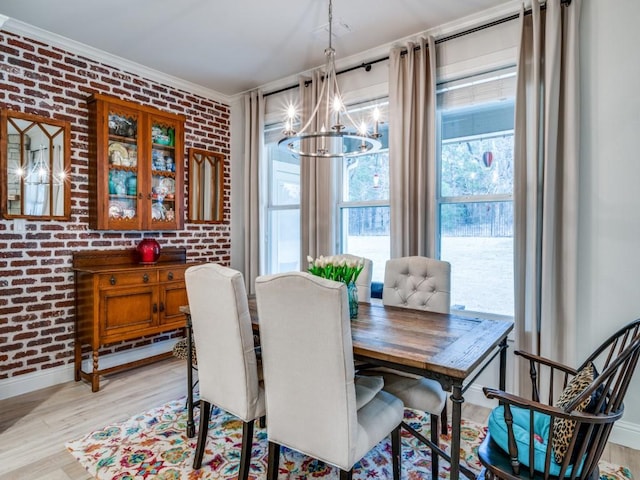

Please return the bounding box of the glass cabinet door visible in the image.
[149,116,179,229]
[107,108,141,229]
[88,93,184,230]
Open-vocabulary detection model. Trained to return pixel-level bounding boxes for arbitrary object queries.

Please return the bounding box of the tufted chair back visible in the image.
[332,254,373,303]
[382,256,451,313]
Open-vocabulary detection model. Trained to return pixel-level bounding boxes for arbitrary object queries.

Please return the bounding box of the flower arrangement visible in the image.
[307,255,365,284]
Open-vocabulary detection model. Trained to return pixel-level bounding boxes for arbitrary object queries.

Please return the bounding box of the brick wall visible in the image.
[0,30,232,382]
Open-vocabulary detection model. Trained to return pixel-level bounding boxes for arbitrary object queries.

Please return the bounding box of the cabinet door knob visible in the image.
[153,303,158,313]
[147,193,152,200]
[159,302,165,312]
[168,272,174,280]
[138,193,143,199]
[143,273,149,283]
[109,275,116,285]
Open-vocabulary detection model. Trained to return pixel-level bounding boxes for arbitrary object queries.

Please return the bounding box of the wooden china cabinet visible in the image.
[73,248,195,392]
[87,93,185,230]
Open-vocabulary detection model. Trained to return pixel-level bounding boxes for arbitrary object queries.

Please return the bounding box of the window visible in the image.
[338,100,390,284]
[264,126,300,274]
[437,69,516,317]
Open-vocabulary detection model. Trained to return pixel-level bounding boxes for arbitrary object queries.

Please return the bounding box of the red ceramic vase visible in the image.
[136,238,161,264]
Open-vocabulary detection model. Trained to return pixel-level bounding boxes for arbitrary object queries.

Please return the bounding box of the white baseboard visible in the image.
[608,419,640,450]
[0,339,177,401]
[0,363,75,401]
[462,384,640,450]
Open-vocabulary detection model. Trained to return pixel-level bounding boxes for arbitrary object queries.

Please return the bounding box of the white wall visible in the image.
[579,0,640,440]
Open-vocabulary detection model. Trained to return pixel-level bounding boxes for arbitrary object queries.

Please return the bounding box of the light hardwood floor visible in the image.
[0,359,638,479]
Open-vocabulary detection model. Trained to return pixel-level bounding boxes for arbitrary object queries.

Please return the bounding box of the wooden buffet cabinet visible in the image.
[73,248,195,391]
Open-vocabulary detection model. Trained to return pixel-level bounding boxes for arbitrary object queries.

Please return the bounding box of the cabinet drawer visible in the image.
[159,267,186,283]
[98,271,158,288]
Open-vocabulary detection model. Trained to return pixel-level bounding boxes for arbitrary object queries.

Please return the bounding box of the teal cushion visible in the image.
[488,405,584,477]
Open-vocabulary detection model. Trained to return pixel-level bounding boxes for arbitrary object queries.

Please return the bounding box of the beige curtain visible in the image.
[388,36,437,258]
[243,90,264,294]
[300,72,336,264]
[514,0,581,395]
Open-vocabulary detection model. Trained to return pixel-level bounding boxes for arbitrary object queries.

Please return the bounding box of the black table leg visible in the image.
[499,337,508,391]
[449,383,464,480]
[186,312,196,438]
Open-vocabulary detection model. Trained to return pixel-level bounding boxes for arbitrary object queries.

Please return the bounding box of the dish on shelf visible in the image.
[109,201,125,219]
[108,114,137,137]
[109,142,129,166]
[151,203,166,220]
[159,177,175,195]
[108,200,136,219]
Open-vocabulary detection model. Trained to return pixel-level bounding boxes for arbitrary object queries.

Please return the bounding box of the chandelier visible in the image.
[278,0,382,158]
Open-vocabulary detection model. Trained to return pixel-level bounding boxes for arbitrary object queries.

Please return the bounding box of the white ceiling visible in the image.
[0,0,517,97]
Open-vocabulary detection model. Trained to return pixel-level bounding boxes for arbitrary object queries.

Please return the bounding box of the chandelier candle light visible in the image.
[307,255,365,318]
[279,0,382,158]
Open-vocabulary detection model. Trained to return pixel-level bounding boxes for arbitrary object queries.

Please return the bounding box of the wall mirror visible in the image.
[187,147,224,223]
[1,110,71,220]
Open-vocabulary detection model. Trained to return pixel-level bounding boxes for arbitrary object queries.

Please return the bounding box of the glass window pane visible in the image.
[441,133,514,197]
[268,144,300,206]
[342,152,389,202]
[267,209,300,274]
[340,206,389,282]
[440,201,513,316]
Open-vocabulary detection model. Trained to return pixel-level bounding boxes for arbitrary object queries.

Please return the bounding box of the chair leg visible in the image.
[340,469,353,480]
[430,413,440,479]
[238,420,254,480]
[435,402,447,478]
[193,400,212,469]
[267,441,280,480]
[440,403,448,433]
[391,424,402,480]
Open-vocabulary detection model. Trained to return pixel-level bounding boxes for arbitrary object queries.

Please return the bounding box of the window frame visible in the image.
[263,125,301,275]
[335,99,390,285]
[435,70,516,320]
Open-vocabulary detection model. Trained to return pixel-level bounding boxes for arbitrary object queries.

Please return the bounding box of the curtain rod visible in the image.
[264,0,571,98]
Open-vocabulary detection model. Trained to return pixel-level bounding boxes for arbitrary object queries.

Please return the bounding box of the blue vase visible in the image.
[126,175,137,196]
[347,282,358,319]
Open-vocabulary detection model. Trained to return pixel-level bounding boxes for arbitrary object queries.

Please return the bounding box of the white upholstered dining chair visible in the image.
[382,255,451,313]
[332,253,373,303]
[362,256,451,477]
[255,271,404,480]
[185,263,265,478]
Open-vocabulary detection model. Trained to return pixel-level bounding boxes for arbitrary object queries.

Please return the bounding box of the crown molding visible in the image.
[1,17,233,105]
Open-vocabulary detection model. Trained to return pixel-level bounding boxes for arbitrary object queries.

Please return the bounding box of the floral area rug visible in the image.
[66,399,633,480]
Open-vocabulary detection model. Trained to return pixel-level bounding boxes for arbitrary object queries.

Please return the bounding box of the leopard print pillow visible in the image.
[172,338,197,365]
[551,362,595,463]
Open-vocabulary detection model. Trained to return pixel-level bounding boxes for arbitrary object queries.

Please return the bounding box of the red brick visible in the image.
[38,47,63,60]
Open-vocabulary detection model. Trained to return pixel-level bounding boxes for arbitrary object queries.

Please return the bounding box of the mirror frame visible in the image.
[1,110,72,220]
[187,147,225,224]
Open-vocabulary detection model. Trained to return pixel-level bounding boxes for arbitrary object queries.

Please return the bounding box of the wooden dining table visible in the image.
[182,300,513,480]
